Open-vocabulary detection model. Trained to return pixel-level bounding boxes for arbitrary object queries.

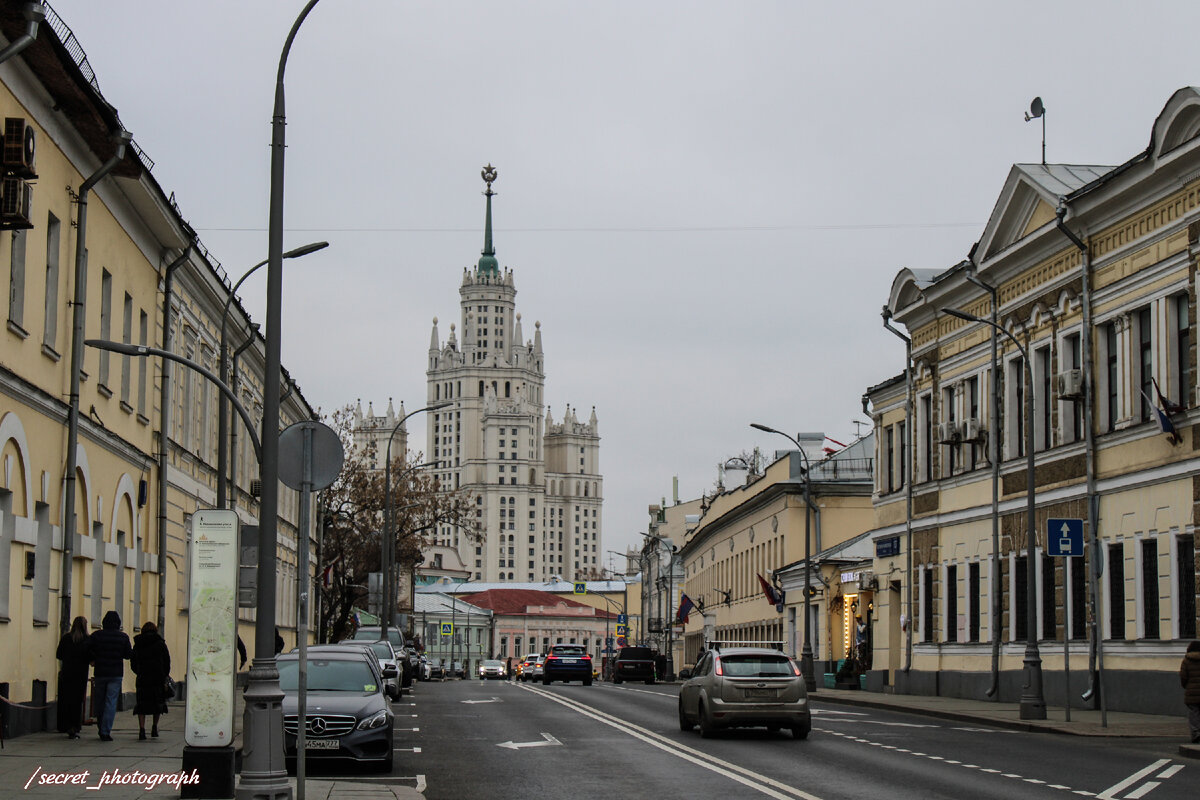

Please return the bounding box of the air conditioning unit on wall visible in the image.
[961,418,984,443]
[937,421,960,444]
[0,177,32,229]
[3,117,36,177]
[1057,369,1084,400]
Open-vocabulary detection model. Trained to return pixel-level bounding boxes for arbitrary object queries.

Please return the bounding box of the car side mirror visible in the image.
[382,666,398,678]
[678,668,692,680]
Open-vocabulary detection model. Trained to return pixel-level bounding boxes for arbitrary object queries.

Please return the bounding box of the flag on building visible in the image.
[1142,388,1183,445]
[321,554,341,589]
[1152,376,1186,416]
[676,593,696,624]
[757,573,783,606]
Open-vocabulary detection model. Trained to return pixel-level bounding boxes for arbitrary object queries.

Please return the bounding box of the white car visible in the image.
[478,659,506,680]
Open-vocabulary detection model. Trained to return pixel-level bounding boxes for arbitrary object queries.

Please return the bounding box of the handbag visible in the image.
[164,677,176,699]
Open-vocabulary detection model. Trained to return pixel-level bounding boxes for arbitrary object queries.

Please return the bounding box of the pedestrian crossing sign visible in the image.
[440,622,453,636]
[574,582,586,594]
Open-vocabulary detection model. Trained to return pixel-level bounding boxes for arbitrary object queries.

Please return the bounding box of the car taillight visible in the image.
[714,657,723,676]
[546,656,558,662]
[583,654,591,660]
[790,659,802,676]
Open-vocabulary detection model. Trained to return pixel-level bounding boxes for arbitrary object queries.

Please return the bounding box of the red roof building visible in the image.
[462,589,618,664]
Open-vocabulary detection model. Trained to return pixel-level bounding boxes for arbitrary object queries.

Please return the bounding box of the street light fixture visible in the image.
[941,306,1046,720]
[381,403,450,645]
[217,242,328,508]
[750,422,818,692]
[241,3,323,798]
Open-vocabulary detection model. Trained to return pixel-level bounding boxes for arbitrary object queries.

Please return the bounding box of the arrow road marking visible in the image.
[497,732,561,750]
[462,697,502,704]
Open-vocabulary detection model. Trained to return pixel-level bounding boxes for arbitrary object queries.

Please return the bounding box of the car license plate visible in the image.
[745,688,775,698]
[305,739,339,750]
[561,658,577,663]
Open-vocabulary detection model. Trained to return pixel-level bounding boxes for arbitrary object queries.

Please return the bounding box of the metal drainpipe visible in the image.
[881,307,914,673]
[1055,205,1107,726]
[964,265,1002,700]
[155,242,194,633]
[60,129,132,636]
[0,3,45,66]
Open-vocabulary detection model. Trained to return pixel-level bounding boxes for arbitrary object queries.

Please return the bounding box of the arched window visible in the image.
[435,385,440,400]
[584,484,589,497]
[505,381,511,397]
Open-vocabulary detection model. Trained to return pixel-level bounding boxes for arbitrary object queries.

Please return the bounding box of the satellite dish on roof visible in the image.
[1025,96,1045,121]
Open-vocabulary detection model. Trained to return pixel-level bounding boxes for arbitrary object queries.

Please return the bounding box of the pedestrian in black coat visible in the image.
[56,616,91,738]
[90,610,132,740]
[1181,640,1200,743]
[131,621,171,739]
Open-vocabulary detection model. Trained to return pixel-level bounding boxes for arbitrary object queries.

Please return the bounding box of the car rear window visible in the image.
[618,647,654,660]
[719,654,795,677]
[552,646,586,656]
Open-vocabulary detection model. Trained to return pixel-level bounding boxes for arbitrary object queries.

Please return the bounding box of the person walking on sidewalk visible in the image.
[1182,640,1200,743]
[131,621,171,740]
[91,610,133,741]
[55,616,91,739]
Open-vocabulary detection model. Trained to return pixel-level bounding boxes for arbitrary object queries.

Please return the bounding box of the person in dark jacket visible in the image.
[1182,640,1200,743]
[56,616,91,739]
[91,610,132,741]
[275,627,284,655]
[131,621,171,739]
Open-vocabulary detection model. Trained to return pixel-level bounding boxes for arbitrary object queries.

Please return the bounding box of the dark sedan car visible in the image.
[542,644,593,685]
[278,651,395,772]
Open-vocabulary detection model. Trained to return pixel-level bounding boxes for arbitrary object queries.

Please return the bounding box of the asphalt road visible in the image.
[305,678,1194,800]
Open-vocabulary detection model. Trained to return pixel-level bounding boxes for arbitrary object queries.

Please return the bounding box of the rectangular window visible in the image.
[8,229,26,327]
[98,269,112,388]
[885,426,895,492]
[43,212,61,349]
[1065,332,1083,442]
[967,376,979,470]
[1012,356,1026,458]
[920,394,933,482]
[1014,555,1028,641]
[1141,538,1159,640]
[1041,553,1056,640]
[922,568,934,644]
[1105,323,1119,431]
[943,386,956,476]
[1137,307,1153,423]
[1036,345,1051,451]
[1176,294,1191,409]
[968,562,981,642]
[946,565,958,643]
[120,293,133,405]
[1179,534,1196,639]
[1108,543,1125,640]
[1070,557,1086,640]
[137,310,148,417]
[898,420,907,488]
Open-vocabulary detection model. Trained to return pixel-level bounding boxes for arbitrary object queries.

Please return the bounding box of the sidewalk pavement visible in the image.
[809,686,1200,759]
[4,693,422,800]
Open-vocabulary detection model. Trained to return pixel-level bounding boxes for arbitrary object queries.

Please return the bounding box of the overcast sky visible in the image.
[50,0,1200,561]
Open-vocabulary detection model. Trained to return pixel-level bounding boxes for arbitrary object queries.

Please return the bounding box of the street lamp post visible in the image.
[241,4,323,799]
[942,307,1046,720]
[381,403,450,645]
[751,423,818,692]
[217,242,327,508]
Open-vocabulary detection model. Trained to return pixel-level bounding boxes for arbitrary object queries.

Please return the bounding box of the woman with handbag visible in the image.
[130,621,171,740]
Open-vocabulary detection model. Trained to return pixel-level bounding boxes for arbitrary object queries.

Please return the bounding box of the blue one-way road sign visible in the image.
[1047,518,1084,557]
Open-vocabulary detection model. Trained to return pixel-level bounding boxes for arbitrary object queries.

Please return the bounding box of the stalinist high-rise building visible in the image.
[424,166,603,582]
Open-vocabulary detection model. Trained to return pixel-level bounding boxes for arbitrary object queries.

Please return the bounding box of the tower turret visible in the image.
[477,164,499,277]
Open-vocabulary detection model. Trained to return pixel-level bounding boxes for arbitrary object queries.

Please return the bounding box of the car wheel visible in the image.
[381,750,394,773]
[698,700,716,738]
[613,676,622,685]
[583,678,592,686]
[678,699,692,731]
[543,675,552,686]
[645,678,655,685]
[791,723,810,740]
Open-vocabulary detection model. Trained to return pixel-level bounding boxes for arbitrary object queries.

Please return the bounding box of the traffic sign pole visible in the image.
[1046,518,1084,721]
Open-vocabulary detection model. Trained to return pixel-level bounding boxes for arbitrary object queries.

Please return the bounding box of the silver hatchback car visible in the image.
[677,647,810,739]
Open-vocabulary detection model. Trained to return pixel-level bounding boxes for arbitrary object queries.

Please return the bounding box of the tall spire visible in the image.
[478,164,499,277]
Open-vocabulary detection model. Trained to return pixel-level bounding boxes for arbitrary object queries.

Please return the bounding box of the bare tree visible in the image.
[317,406,480,643]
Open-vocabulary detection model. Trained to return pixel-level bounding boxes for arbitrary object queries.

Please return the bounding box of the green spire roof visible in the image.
[478,164,499,276]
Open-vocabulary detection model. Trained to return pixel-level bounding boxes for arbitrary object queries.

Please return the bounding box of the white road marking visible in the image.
[1097,759,1170,800]
[394,747,421,753]
[415,775,427,793]
[1124,782,1160,800]
[522,683,824,800]
[497,732,562,750]
[462,697,502,704]
[1156,764,1183,779]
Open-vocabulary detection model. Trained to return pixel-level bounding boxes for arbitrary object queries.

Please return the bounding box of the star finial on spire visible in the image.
[482,163,498,197]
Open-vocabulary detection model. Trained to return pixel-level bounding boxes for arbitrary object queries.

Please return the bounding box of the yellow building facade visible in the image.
[0,5,313,735]
[868,88,1200,715]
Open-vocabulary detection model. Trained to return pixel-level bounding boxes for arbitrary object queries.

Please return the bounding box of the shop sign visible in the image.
[876,536,900,557]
